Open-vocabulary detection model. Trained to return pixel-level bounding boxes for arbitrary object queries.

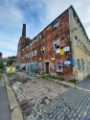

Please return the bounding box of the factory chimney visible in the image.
[22,24,26,37]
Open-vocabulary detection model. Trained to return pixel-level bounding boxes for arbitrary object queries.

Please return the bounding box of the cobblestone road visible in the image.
[27,88,90,120]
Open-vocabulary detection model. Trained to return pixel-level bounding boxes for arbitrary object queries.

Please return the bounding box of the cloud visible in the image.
[0,5,23,30]
[44,0,90,39]
[0,37,18,56]
[0,0,90,57]
[0,0,24,57]
[18,0,47,38]
[25,0,90,39]
[46,0,90,39]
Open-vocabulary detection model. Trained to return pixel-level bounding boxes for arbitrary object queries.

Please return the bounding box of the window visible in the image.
[53,39,60,53]
[64,60,71,66]
[74,36,81,47]
[75,36,78,40]
[64,46,70,52]
[85,61,88,72]
[81,59,84,71]
[55,44,60,49]
[41,47,46,54]
[87,61,90,72]
[37,50,41,56]
[29,43,32,47]
[29,53,32,60]
[33,50,37,56]
[52,19,60,29]
[77,59,81,70]
[31,51,36,57]
[56,64,63,72]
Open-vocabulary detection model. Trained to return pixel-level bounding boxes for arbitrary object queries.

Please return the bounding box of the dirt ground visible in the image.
[12,72,68,104]
[22,77,68,104]
[14,72,68,102]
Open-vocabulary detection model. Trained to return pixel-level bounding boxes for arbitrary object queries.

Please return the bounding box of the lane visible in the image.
[0,80,11,120]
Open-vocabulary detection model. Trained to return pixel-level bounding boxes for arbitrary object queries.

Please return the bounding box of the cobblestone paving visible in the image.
[26,88,90,120]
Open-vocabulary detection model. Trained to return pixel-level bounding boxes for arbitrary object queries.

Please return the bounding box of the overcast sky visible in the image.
[0,0,90,57]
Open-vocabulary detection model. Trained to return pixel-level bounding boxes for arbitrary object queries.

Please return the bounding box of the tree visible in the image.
[0,60,4,73]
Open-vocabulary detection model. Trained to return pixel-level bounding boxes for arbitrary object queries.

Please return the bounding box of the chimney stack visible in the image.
[22,24,26,37]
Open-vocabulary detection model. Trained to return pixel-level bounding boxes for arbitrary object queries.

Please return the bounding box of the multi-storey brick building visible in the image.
[17,6,90,80]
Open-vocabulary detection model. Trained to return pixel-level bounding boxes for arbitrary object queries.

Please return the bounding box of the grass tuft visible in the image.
[41,74,64,81]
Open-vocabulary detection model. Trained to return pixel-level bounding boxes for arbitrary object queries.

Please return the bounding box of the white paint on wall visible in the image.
[69,7,90,80]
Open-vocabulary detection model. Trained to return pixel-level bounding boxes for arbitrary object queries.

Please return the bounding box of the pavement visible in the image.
[78,79,90,90]
[0,79,11,120]
[3,74,24,120]
[53,79,90,93]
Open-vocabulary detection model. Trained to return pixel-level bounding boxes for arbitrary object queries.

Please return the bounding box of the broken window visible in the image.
[53,39,60,53]
[56,64,63,72]
[64,46,70,52]
[75,35,78,40]
[52,19,60,29]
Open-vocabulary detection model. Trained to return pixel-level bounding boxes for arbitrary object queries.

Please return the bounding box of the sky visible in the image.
[0,0,90,57]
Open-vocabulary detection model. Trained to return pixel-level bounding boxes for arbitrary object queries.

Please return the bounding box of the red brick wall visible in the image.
[18,9,73,79]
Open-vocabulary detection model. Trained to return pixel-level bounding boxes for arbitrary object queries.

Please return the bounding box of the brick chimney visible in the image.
[22,24,26,37]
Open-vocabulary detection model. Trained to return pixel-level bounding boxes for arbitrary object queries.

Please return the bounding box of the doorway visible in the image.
[45,62,49,74]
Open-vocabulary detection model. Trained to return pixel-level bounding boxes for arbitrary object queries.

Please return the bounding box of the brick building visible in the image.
[17,6,90,80]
